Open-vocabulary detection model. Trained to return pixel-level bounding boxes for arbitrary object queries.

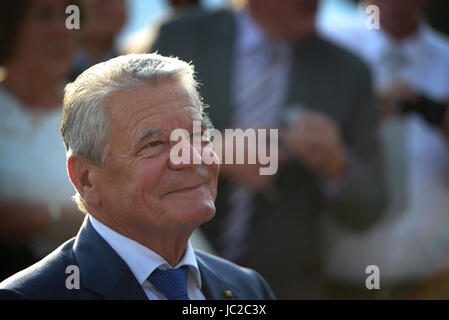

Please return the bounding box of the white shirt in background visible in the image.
[320,13,449,281]
[0,85,75,206]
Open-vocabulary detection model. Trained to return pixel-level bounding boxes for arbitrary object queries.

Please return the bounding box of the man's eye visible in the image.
[147,140,164,148]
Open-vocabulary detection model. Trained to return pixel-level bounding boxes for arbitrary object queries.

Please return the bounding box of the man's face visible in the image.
[93,80,219,236]
[248,0,319,42]
[84,0,127,40]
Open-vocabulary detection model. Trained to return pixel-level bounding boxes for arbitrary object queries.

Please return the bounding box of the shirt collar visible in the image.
[235,7,292,62]
[88,215,202,289]
[235,6,272,54]
[348,4,430,66]
[375,20,431,58]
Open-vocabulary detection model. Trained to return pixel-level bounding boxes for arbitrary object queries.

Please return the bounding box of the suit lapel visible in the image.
[285,35,349,124]
[196,251,244,300]
[197,11,236,131]
[73,217,246,300]
[284,35,320,111]
[72,216,148,300]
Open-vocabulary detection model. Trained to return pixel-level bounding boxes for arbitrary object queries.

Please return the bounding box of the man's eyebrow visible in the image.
[133,128,164,149]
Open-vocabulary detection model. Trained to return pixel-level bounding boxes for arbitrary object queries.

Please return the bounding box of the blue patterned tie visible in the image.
[148,266,190,300]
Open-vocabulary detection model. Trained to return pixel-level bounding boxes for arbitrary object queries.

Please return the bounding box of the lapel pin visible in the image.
[224,290,233,298]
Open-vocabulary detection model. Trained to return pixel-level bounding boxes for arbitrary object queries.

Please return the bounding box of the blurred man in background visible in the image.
[321,0,449,299]
[151,0,386,299]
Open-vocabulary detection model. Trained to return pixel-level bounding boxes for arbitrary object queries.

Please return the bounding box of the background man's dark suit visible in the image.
[151,9,386,299]
[0,217,275,299]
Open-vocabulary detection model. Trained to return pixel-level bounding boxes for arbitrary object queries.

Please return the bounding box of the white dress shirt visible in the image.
[89,215,205,300]
[320,12,449,281]
[232,7,292,127]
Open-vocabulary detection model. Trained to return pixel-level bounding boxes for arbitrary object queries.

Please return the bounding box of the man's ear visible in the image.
[67,155,101,207]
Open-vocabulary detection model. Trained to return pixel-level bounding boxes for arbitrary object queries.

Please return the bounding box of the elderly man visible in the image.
[0,54,275,300]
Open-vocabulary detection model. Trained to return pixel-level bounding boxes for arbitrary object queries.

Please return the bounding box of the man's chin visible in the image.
[169,200,216,226]
[191,200,216,224]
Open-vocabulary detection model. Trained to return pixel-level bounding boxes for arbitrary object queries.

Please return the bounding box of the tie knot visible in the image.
[148,266,190,300]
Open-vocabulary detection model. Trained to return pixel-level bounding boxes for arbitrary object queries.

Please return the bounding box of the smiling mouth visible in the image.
[164,183,205,195]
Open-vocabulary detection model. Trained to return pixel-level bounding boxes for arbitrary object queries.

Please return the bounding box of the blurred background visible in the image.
[1,0,449,300]
[113,0,449,53]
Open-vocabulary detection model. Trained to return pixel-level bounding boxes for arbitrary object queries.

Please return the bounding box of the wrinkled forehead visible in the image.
[103,81,203,144]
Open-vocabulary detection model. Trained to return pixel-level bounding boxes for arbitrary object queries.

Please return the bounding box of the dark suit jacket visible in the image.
[151,9,386,299]
[0,216,275,300]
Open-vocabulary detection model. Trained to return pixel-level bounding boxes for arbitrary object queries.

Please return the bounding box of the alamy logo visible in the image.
[65,265,80,290]
[170,121,279,175]
[365,5,380,30]
[65,5,80,30]
[365,265,380,290]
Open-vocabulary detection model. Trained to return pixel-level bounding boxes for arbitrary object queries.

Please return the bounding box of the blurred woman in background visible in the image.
[0,0,84,280]
[69,0,127,81]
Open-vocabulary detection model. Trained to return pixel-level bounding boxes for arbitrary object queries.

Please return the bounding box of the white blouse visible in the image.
[0,85,75,206]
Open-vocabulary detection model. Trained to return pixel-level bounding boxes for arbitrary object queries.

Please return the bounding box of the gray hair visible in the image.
[61,53,206,213]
